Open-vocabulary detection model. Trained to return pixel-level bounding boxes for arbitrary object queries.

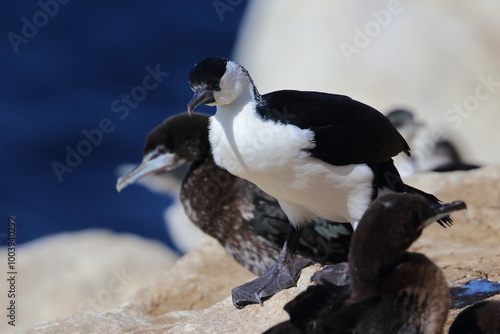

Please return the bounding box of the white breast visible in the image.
[209,102,374,226]
[210,100,314,173]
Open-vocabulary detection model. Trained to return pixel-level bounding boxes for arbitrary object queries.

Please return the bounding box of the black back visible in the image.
[258,90,410,166]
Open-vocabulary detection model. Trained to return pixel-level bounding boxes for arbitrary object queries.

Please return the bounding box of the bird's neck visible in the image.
[348,229,408,302]
[217,92,256,116]
[221,76,261,110]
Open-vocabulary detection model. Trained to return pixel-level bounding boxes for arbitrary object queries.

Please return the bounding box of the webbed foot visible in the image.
[310,262,350,287]
[231,257,314,309]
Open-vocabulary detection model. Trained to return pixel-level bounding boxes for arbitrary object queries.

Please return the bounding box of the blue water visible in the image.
[0,1,247,251]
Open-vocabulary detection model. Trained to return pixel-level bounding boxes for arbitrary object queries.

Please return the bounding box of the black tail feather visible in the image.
[370,160,453,228]
[404,185,453,227]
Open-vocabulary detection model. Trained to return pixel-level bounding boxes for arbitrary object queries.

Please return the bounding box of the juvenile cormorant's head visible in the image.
[116,112,209,192]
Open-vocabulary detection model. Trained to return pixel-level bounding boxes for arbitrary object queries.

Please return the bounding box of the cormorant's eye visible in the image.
[210,80,220,88]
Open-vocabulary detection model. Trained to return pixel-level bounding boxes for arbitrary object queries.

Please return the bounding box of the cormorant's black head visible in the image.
[351,193,466,263]
[187,57,255,115]
[143,112,210,159]
[116,112,210,192]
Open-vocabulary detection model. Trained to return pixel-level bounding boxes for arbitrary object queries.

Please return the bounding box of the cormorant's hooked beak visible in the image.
[424,200,467,227]
[187,88,216,116]
[116,147,186,192]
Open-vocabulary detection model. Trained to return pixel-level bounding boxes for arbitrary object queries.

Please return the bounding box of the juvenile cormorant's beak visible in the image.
[187,88,215,116]
[424,200,467,227]
[116,147,186,192]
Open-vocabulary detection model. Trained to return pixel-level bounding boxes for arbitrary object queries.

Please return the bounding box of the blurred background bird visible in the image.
[386,109,480,176]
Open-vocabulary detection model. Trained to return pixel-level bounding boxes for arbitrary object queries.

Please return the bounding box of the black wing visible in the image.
[260,90,410,166]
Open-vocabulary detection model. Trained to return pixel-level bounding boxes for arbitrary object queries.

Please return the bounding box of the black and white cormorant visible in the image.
[186,57,452,307]
[116,112,352,276]
[265,193,466,334]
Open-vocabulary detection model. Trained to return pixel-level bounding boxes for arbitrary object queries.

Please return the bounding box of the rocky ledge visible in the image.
[17,165,500,333]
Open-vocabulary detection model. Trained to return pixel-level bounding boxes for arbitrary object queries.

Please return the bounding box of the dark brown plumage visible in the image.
[449,300,500,334]
[265,193,466,334]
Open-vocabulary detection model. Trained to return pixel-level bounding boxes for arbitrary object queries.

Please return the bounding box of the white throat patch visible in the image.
[213,60,252,106]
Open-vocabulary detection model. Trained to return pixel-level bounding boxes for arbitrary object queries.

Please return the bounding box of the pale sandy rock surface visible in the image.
[0,230,177,334]
[131,236,255,316]
[21,266,318,334]
[164,265,320,334]
[16,166,500,333]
